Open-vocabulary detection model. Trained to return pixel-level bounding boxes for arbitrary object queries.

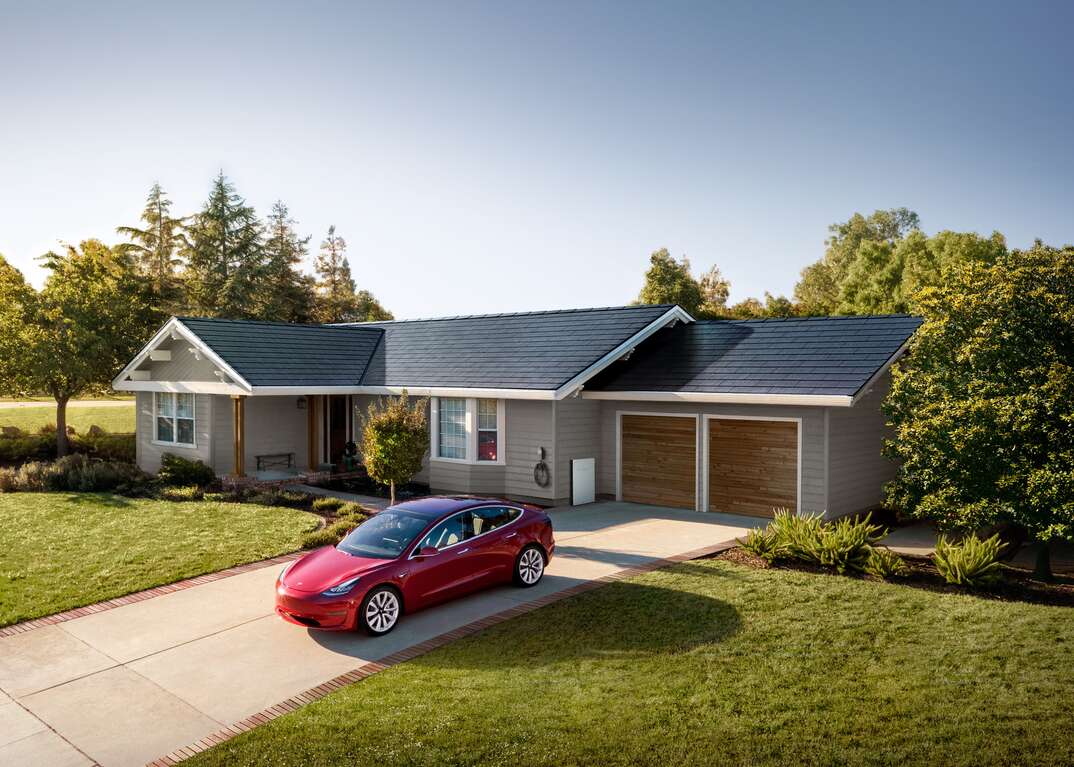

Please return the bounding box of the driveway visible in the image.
[0,502,758,767]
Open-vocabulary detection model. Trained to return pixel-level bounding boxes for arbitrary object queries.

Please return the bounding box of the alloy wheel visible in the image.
[364,589,400,633]
[518,548,544,585]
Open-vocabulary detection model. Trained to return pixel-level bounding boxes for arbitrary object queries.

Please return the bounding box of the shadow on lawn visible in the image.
[61,492,133,508]
[417,581,741,669]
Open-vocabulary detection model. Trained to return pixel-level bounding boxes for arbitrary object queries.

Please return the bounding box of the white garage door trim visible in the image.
[701,414,802,515]
[615,411,702,511]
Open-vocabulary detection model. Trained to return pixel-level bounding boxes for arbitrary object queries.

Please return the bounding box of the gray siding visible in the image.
[138,337,221,381]
[135,391,213,474]
[504,399,556,502]
[596,399,828,515]
[826,373,896,517]
[554,397,602,501]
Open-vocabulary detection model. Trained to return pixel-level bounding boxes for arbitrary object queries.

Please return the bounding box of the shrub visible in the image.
[301,517,363,549]
[0,433,55,462]
[73,432,136,463]
[12,461,49,491]
[312,496,347,513]
[246,489,313,509]
[933,534,1006,588]
[158,454,215,487]
[864,546,908,579]
[38,454,146,492]
[0,467,16,493]
[764,511,884,574]
[159,485,205,502]
[337,501,370,520]
[769,511,825,560]
[739,528,782,562]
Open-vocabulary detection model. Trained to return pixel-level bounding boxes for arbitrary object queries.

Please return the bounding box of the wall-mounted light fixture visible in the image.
[297,397,307,410]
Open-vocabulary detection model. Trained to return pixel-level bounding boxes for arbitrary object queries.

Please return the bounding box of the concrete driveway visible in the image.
[0,502,758,767]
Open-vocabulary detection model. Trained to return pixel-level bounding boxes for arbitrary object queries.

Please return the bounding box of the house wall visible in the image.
[134,391,214,474]
[595,399,828,515]
[826,372,896,517]
[137,337,222,381]
[209,395,311,476]
[554,397,603,502]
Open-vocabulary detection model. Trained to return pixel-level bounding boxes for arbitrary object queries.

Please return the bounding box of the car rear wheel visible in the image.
[358,586,401,635]
[513,545,545,587]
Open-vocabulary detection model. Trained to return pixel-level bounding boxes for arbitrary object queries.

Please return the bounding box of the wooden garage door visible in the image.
[620,415,696,509]
[708,419,797,518]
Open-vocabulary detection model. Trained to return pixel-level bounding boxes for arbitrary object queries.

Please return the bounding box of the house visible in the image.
[112,304,921,518]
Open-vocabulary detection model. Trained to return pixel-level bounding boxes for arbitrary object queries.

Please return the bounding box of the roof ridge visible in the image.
[693,313,921,324]
[336,304,676,326]
[177,316,381,331]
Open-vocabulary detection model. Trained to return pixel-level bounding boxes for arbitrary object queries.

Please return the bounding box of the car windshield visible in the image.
[336,510,431,560]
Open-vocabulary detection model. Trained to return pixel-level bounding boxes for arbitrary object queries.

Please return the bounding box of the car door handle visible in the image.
[456,547,470,555]
[504,532,517,539]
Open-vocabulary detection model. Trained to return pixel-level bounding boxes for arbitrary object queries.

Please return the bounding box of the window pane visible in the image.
[156,416,174,443]
[176,394,194,419]
[477,399,497,430]
[155,393,174,417]
[473,506,519,534]
[176,418,195,445]
[438,398,466,460]
[477,430,497,461]
[417,512,473,550]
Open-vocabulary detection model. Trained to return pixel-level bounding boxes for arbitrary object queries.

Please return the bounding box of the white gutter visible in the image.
[580,390,855,407]
[553,305,695,400]
[249,385,556,400]
[114,380,250,396]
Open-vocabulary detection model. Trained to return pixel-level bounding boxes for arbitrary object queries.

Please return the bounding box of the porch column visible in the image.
[307,395,317,470]
[232,395,246,478]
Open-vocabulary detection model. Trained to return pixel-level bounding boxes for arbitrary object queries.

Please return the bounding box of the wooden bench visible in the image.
[256,452,295,472]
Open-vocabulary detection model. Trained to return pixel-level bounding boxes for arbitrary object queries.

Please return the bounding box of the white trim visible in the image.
[248,385,555,399]
[615,410,701,511]
[112,317,253,393]
[116,380,249,395]
[850,335,914,406]
[430,397,506,465]
[700,414,802,516]
[554,306,694,400]
[152,391,197,449]
[583,390,853,407]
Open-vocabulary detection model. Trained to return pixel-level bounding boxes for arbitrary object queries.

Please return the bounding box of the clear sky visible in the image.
[1,0,1072,319]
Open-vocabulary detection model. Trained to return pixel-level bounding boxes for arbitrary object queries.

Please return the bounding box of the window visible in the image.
[477,399,498,461]
[431,398,504,465]
[155,392,195,447]
[438,398,467,459]
[416,512,474,551]
[472,506,520,536]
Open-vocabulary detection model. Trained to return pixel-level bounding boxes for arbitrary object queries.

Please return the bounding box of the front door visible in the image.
[405,511,482,609]
[328,395,348,467]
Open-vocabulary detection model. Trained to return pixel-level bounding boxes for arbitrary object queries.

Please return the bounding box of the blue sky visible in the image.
[1,0,1071,318]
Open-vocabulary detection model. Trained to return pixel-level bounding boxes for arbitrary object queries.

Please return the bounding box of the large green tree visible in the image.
[312,226,392,323]
[3,242,158,455]
[184,173,265,318]
[636,248,703,315]
[116,183,187,313]
[884,242,1074,579]
[258,201,315,322]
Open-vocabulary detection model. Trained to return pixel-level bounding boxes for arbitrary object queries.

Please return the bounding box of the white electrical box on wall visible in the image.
[571,458,596,505]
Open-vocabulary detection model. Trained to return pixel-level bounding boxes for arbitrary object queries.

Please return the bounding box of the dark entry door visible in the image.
[328,395,348,466]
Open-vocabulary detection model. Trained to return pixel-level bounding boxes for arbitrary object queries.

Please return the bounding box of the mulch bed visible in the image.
[712,546,1074,608]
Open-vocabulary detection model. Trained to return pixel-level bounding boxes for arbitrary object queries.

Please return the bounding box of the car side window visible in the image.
[472,506,521,536]
[416,512,474,551]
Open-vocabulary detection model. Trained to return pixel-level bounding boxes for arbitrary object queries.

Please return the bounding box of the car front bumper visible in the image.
[275,583,359,631]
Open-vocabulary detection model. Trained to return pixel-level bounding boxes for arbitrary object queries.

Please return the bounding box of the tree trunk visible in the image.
[55,396,70,457]
[1034,541,1052,582]
[389,480,396,506]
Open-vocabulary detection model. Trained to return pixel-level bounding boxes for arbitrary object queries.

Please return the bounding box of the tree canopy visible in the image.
[360,392,429,504]
[116,182,187,313]
[884,242,1074,577]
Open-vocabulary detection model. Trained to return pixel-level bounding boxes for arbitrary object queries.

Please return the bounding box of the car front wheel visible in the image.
[358,586,401,636]
[513,545,545,587]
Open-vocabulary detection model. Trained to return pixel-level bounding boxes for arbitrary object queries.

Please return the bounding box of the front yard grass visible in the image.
[188,558,1074,767]
[0,403,135,434]
[0,493,319,627]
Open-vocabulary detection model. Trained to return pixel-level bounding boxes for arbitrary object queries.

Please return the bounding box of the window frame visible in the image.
[430,397,505,465]
[152,392,197,449]
[409,505,524,558]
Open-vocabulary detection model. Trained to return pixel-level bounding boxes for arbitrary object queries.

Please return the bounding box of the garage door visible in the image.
[708,419,797,518]
[620,414,696,509]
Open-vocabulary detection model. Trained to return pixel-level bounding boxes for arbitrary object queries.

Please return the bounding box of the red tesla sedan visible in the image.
[275,496,555,635]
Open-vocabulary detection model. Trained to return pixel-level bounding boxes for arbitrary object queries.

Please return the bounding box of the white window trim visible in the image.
[151,392,197,449]
[430,397,505,466]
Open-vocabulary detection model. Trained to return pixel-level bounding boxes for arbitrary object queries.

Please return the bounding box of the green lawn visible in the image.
[0,493,319,627]
[187,559,1074,767]
[0,403,135,434]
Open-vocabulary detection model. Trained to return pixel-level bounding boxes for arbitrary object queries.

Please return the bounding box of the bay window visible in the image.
[154,392,196,447]
[432,397,504,464]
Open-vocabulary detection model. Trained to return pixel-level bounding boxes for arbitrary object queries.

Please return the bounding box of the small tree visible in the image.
[884,242,1074,580]
[360,392,429,505]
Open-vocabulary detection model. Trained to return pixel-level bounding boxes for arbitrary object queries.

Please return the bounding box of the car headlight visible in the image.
[321,576,361,597]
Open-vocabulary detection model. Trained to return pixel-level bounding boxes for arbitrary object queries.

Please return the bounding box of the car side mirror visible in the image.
[415,546,439,558]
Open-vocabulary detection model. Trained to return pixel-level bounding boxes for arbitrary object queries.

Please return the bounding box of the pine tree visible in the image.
[313,225,361,322]
[116,183,186,313]
[258,201,315,322]
[183,173,265,318]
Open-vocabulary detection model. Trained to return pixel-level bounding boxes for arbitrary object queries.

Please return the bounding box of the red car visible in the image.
[276,496,555,635]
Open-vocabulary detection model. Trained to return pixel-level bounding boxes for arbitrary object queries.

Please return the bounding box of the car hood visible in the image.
[281,545,393,594]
